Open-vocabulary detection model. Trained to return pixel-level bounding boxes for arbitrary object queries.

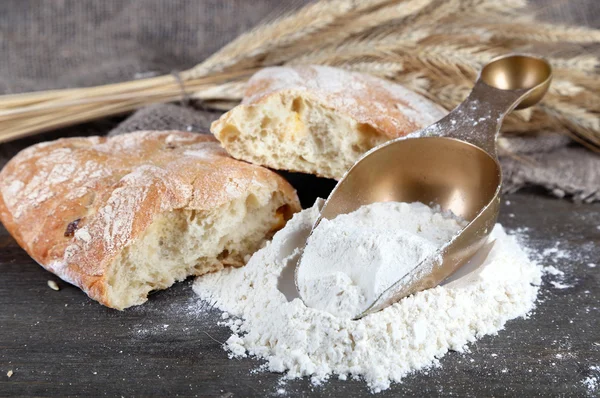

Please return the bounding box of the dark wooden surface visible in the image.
[1,2,599,396]
[1,176,599,397]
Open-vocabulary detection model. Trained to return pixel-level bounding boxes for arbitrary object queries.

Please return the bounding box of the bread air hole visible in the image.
[260,117,272,130]
[277,203,293,220]
[217,249,229,260]
[246,193,259,208]
[291,97,304,114]
[357,123,379,138]
[220,124,240,143]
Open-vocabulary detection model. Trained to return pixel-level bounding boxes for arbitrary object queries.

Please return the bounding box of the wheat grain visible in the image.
[540,99,600,150]
[550,56,599,74]
[548,80,585,96]
[0,0,598,149]
[186,0,397,79]
[341,62,406,78]
[265,0,436,65]
[480,22,600,43]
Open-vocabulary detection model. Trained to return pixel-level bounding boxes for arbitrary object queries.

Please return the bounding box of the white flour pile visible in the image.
[297,202,466,318]
[193,200,542,392]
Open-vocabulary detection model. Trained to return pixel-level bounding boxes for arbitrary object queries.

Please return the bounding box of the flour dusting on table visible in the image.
[193,201,542,392]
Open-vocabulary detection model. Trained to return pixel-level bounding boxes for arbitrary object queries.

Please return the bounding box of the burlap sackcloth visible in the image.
[1,0,598,202]
[108,103,600,203]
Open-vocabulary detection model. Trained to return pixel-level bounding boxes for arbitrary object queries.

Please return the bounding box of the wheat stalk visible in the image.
[185,0,398,78]
[471,22,600,43]
[550,55,599,74]
[262,0,435,65]
[0,0,598,152]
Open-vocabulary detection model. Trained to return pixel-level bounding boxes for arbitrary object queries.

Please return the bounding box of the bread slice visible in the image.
[212,65,447,180]
[0,131,300,309]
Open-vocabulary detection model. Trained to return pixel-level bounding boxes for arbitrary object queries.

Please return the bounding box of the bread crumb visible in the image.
[47,280,60,291]
[7,370,13,378]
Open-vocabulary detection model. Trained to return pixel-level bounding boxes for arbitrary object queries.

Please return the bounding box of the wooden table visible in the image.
[1,173,598,396]
[1,1,599,395]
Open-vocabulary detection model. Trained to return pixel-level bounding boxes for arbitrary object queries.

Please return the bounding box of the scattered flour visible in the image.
[193,201,542,392]
[534,241,576,290]
[297,202,465,318]
[543,265,564,276]
[582,365,599,395]
[549,280,572,290]
[583,376,598,395]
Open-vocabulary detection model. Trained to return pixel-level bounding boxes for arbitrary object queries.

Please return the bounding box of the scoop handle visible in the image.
[415,54,552,157]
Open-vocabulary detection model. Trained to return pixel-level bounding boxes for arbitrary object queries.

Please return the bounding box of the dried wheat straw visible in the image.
[0,0,598,151]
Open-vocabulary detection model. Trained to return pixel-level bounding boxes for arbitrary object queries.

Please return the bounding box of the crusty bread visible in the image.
[212,65,447,180]
[0,131,300,309]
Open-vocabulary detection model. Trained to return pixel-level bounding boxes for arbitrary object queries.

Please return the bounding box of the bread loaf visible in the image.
[212,65,447,180]
[0,131,300,309]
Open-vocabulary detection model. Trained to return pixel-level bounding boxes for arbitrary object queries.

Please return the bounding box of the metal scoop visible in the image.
[295,54,552,319]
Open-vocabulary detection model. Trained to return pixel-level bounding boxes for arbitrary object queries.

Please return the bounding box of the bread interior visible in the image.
[213,92,387,180]
[105,191,293,309]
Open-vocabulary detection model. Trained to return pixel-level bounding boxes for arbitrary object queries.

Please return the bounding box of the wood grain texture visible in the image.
[0,1,599,396]
[1,185,599,397]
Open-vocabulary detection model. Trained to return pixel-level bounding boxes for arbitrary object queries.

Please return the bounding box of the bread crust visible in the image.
[242,65,446,139]
[0,131,300,308]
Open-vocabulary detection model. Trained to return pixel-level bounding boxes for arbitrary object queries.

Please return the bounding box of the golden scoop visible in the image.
[294,54,552,319]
